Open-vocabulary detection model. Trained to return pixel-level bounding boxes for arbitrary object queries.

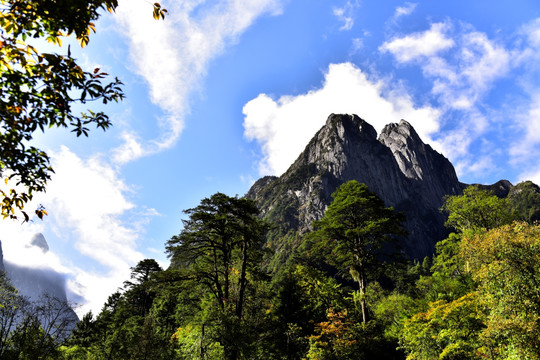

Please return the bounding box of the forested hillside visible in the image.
[2,114,540,359]
[2,183,539,359]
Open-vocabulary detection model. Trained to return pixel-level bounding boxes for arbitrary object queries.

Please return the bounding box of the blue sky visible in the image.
[2,0,540,315]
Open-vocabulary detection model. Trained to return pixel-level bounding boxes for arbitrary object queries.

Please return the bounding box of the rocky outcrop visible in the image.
[379,120,462,209]
[477,179,513,198]
[247,114,463,261]
[507,181,540,223]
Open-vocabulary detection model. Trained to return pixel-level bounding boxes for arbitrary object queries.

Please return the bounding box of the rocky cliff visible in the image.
[0,240,4,273]
[0,234,79,334]
[247,114,463,262]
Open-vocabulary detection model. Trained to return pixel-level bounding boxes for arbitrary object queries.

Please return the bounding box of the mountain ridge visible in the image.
[246,114,518,264]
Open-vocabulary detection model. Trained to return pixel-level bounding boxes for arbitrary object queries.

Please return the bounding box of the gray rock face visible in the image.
[477,179,513,198]
[29,233,50,252]
[4,262,69,303]
[0,240,4,272]
[379,120,461,209]
[0,236,79,333]
[247,114,463,260]
[2,233,67,302]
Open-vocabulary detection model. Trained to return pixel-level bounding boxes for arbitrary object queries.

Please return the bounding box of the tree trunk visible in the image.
[358,273,368,324]
[236,239,248,320]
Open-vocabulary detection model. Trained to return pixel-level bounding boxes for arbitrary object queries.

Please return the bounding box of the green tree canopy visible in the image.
[310,180,406,323]
[166,193,269,360]
[441,185,515,233]
[401,292,487,360]
[123,258,163,317]
[460,222,540,358]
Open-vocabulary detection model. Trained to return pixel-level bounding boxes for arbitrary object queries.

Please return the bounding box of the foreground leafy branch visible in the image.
[0,0,166,221]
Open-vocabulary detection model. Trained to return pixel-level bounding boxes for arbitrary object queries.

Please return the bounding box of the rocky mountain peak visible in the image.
[248,114,537,262]
[325,113,378,141]
[29,233,50,252]
[379,120,425,181]
[379,119,461,209]
[247,114,465,261]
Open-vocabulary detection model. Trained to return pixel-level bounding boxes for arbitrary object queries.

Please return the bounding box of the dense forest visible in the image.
[1,182,540,359]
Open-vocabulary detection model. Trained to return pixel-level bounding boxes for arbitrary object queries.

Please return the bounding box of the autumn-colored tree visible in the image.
[401,292,487,360]
[306,309,363,360]
[306,306,398,360]
[461,222,540,359]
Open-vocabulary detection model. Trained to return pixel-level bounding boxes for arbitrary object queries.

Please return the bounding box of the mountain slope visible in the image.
[0,234,79,336]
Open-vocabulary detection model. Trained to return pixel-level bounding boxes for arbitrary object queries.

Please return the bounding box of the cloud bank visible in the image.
[0,0,289,316]
[0,147,156,315]
[243,62,440,176]
[245,16,540,184]
[381,18,540,181]
[112,0,284,164]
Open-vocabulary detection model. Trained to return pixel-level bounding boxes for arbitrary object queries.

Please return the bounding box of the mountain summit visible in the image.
[247,114,463,261]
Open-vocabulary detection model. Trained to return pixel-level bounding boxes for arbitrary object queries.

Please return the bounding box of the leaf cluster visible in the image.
[441,185,516,233]
[0,0,166,220]
[0,0,127,219]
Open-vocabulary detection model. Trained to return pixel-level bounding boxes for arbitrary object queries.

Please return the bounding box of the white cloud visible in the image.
[524,18,540,48]
[429,109,489,174]
[379,20,518,180]
[393,2,417,21]
[0,224,70,273]
[511,92,540,163]
[0,146,158,315]
[382,21,511,110]
[507,18,540,182]
[443,32,509,106]
[243,19,522,181]
[46,148,163,314]
[468,156,496,175]
[243,62,440,176]
[519,167,540,186]
[350,37,364,54]
[45,147,146,269]
[333,1,360,31]
[112,0,283,164]
[380,22,455,62]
